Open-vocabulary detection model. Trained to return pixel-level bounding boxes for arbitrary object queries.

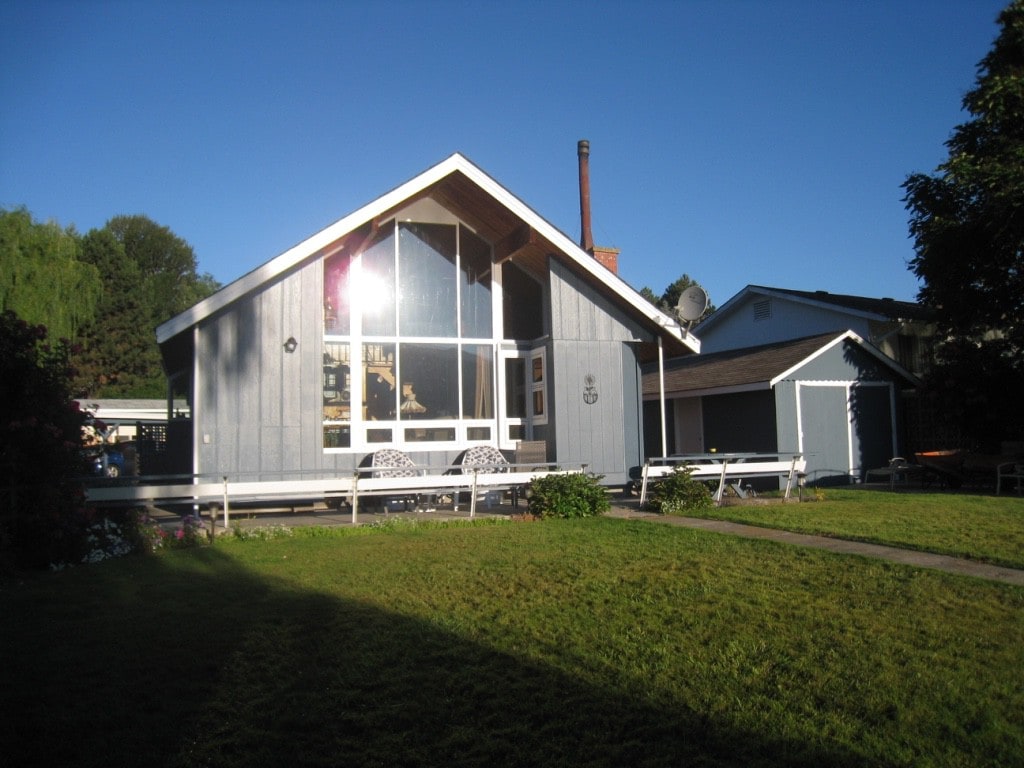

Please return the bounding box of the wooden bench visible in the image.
[638,453,806,506]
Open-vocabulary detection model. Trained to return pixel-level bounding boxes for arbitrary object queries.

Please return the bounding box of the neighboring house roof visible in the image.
[156,152,699,358]
[694,285,934,335]
[642,331,919,398]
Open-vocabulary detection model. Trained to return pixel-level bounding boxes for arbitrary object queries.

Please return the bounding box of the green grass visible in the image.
[686,488,1024,569]
[2,517,1022,767]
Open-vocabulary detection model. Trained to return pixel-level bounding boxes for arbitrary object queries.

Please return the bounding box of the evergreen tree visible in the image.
[74,229,162,397]
[639,273,715,322]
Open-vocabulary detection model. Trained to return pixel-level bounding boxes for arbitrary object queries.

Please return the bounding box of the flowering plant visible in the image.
[133,512,169,553]
[172,514,207,547]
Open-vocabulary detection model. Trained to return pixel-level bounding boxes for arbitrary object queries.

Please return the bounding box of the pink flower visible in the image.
[175,529,185,540]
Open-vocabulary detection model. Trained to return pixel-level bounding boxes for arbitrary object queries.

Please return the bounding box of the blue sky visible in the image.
[1,0,1009,305]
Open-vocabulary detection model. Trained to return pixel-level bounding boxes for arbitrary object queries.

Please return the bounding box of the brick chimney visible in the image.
[591,244,620,273]
[577,139,619,274]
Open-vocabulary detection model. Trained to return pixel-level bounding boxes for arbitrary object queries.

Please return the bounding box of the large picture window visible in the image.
[322,212,506,450]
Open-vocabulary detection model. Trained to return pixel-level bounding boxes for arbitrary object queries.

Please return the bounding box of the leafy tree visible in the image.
[0,207,101,340]
[73,215,219,397]
[0,310,91,570]
[104,215,217,326]
[902,0,1024,448]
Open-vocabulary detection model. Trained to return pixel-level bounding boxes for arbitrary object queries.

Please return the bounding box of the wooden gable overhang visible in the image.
[157,154,698,365]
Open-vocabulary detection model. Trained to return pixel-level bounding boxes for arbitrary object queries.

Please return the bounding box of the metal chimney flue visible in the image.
[577,139,594,253]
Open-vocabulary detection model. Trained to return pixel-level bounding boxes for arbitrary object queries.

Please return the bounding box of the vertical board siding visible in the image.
[194,254,654,485]
[547,262,646,484]
[699,296,873,353]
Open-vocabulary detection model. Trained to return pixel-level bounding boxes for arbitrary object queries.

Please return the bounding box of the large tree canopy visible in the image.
[0,207,219,398]
[902,0,1024,447]
[73,228,163,396]
[104,214,216,327]
[73,215,219,397]
[0,207,101,340]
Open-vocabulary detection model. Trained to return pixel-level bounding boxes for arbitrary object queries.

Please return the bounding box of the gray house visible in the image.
[156,153,699,488]
[642,331,920,485]
[695,285,935,377]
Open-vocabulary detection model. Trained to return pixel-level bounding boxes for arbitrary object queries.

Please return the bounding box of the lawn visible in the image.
[2,516,1022,767]
[693,488,1024,569]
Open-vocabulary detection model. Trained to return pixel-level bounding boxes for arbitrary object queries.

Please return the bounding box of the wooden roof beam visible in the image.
[494,223,537,263]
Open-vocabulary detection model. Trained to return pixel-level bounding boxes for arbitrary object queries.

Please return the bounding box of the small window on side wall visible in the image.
[530,349,548,425]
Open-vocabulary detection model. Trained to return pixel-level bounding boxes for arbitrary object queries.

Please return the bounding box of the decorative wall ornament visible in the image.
[583,373,599,405]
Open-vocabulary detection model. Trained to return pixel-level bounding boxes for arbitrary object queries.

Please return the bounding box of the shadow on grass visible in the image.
[3,546,884,768]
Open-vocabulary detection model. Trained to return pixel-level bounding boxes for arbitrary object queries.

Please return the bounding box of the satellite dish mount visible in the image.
[675,285,709,330]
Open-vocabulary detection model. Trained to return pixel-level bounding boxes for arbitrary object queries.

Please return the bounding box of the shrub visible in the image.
[230,524,295,541]
[527,472,609,519]
[0,311,90,570]
[645,466,713,514]
[129,510,169,553]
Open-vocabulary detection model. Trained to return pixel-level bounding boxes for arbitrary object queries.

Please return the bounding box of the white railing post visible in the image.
[783,456,798,501]
[351,472,359,524]
[470,469,479,518]
[714,461,729,505]
[222,476,229,528]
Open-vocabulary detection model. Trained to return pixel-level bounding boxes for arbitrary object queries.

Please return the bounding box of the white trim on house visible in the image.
[157,153,698,355]
[771,331,919,388]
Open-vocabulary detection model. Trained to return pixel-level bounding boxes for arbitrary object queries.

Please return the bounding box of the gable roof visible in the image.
[156,153,699,357]
[694,285,934,336]
[642,330,919,398]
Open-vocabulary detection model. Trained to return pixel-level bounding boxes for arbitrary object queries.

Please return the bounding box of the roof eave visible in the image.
[158,153,697,355]
[769,330,921,387]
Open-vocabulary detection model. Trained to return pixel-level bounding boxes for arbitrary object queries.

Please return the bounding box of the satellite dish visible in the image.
[676,285,709,323]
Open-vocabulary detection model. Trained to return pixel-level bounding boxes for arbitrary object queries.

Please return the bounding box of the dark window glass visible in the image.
[462,345,494,419]
[503,261,544,340]
[399,223,457,337]
[460,227,492,338]
[363,343,397,421]
[398,343,458,419]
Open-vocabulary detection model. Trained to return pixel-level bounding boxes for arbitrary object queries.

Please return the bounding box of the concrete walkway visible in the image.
[605,506,1024,587]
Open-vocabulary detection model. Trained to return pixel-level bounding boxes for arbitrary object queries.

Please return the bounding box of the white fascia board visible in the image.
[157,153,698,353]
[157,154,468,344]
[769,330,920,387]
[450,158,698,354]
[770,331,856,386]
